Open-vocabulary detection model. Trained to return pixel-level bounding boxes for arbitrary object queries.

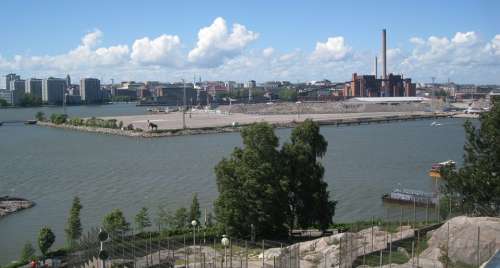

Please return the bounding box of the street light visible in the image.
[192,220,198,268]
[221,235,230,268]
[192,220,198,246]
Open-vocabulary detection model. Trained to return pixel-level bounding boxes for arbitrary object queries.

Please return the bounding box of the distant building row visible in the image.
[1,73,101,105]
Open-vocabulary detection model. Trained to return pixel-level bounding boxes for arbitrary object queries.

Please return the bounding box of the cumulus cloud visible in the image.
[399,31,500,82]
[1,25,500,84]
[0,29,130,74]
[188,17,259,67]
[310,36,351,62]
[262,47,275,57]
[485,35,500,56]
[81,29,103,48]
[451,31,478,45]
[131,35,183,66]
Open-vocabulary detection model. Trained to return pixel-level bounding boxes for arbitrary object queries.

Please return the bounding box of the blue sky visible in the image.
[1,0,500,84]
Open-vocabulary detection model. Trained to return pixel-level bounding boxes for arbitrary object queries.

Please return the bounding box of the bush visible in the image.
[50,113,68,125]
[35,112,46,122]
[67,117,85,126]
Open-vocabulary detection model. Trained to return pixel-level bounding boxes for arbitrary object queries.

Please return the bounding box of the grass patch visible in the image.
[362,250,409,266]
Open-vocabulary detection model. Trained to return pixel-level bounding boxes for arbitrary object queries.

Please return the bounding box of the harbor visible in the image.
[0,110,467,264]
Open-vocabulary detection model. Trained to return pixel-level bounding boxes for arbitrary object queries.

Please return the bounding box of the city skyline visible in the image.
[1,0,500,85]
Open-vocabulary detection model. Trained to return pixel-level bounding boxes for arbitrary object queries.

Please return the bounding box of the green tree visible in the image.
[442,100,500,216]
[50,113,68,125]
[156,206,174,230]
[20,93,42,107]
[214,122,289,238]
[38,227,55,261]
[282,119,336,230]
[173,207,189,229]
[190,193,201,223]
[0,98,10,107]
[134,207,152,233]
[206,212,214,227]
[19,242,36,263]
[65,197,83,248]
[35,111,46,121]
[278,88,298,102]
[103,209,130,234]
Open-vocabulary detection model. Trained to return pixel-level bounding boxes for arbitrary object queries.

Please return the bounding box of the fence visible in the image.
[64,198,497,268]
[65,231,300,268]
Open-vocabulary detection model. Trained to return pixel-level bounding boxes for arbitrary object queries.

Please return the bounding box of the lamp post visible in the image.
[192,220,198,268]
[221,235,230,268]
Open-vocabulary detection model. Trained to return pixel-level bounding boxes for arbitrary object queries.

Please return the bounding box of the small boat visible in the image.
[428,160,456,177]
[382,188,437,206]
[147,107,170,113]
[430,121,442,127]
[24,120,37,125]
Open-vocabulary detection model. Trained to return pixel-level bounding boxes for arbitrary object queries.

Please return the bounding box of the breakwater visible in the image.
[37,112,453,138]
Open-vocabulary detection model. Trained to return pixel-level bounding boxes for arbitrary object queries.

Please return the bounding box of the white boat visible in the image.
[430,121,442,127]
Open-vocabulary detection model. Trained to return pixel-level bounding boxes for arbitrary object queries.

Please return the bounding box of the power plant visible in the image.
[344,29,416,97]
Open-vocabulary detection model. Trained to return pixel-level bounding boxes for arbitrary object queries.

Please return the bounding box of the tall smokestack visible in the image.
[374,56,378,78]
[382,29,387,80]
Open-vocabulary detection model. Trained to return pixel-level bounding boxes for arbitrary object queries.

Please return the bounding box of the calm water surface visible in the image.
[0,104,467,265]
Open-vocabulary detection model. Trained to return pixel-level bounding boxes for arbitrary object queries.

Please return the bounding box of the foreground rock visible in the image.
[418,216,500,267]
[260,226,415,268]
[382,216,500,268]
[0,196,35,217]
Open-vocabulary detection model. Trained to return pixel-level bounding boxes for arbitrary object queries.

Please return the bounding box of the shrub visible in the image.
[50,113,68,125]
[35,112,46,122]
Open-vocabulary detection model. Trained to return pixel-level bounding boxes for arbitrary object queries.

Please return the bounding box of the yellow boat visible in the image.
[428,160,456,178]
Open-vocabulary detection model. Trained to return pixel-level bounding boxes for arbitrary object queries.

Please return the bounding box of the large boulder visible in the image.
[421,216,500,265]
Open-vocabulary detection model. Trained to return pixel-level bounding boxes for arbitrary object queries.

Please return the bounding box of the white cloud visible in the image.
[311,36,351,62]
[1,25,500,84]
[262,47,275,57]
[81,29,103,48]
[188,17,259,67]
[130,35,183,66]
[409,37,425,46]
[451,31,477,45]
[485,35,500,56]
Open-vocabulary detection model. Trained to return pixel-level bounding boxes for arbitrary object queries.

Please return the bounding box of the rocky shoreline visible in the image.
[37,121,246,137]
[0,196,35,218]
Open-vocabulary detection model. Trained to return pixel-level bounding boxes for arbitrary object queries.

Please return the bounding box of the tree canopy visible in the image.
[103,209,130,235]
[190,193,201,223]
[19,242,36,263]
[134,207,152,233]
[282,119,336,230]
[38,226,55,258]
[442,100,500,216]
[214,120,336,238]
[65,196,83,248]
